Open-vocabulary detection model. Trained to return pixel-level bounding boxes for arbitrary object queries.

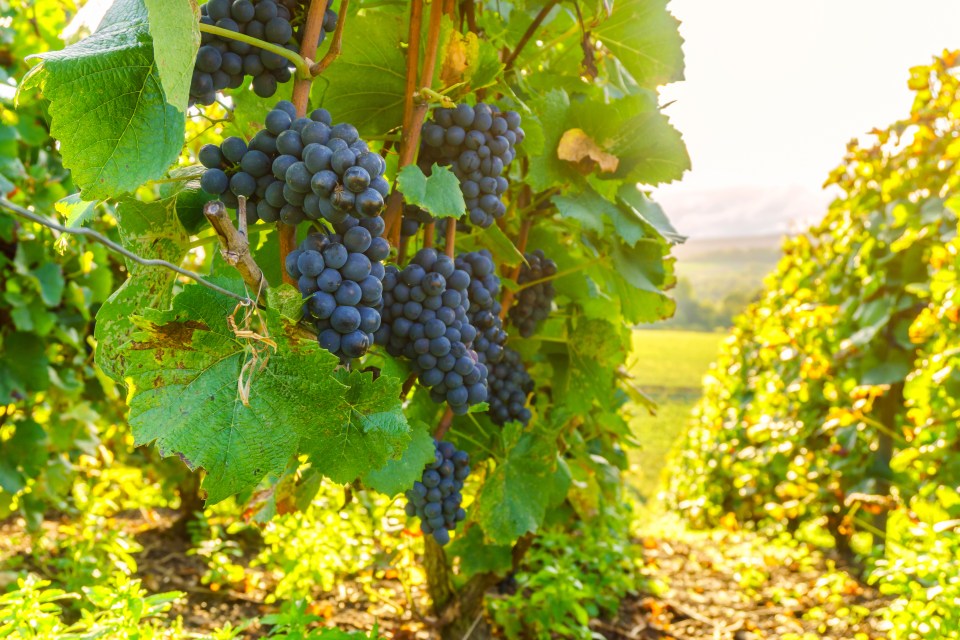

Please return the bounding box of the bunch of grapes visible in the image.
[508,250,557,338]
[486,347,533,426]
[263,103,389,225]
[198,101,387,226]
[455,250,507,367]
[284,218,389,360]
[404,439,469,546]
[419,103,524,228]
[374,248,488,413]
[193,0,337,105]
[400,204,434,239]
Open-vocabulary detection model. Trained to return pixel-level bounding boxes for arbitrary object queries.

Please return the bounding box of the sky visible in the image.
[653,0,960,240]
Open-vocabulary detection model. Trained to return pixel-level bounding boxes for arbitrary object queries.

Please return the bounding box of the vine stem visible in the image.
[435,407,454,439]
[384,0,445,246]
[423,221,435,248]
[198,24,311,78]
[499,210,533,320]
[383,0,423,243]
[503,0,558,70]
[280,0,337,286]
[309,0,349,76]
[443,218,456,259]
[0,198,251,304]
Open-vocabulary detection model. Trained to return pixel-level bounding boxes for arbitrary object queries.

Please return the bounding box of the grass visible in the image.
[626,330,723,500]
[628,329,723,390]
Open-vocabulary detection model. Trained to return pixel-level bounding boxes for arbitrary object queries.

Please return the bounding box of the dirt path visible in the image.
[596,528,891,640]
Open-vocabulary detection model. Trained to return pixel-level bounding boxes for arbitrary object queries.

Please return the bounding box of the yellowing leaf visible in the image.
[557,128,620,174]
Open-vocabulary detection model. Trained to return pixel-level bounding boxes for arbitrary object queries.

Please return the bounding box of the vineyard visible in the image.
[1,0,958,639]
[0,0,690,638]
[669,52,960,637]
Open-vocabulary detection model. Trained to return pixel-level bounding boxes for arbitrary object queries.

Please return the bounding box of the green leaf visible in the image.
[0,332,49,404]
[528,90,689,191]
[34,262,64,307]
[617,185,685,244]
[23,0,185,199]
[125,280,410,503]
[609,239,673,323]
[95,196,189,381]
[54,194,97,228]
[311,12,407,135]
[396,164,466,219]
[143,0,199,112]
[447,525,513,576]
[453,223,525,268]
[473,423,565,545]
[266,284,304,321]
[552,192,615,234]
[363,421,436,497]
[593,0,685,86]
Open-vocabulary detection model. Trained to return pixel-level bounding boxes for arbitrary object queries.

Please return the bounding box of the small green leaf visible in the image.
[0,332,49,404]
[143,0,199,112]
[54,194,97,228]
[396,164,466,219]
[266,284,304,321]
[34,263,64,307]
[363,421,437,497]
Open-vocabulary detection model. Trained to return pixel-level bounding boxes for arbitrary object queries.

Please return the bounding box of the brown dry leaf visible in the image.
[557,128,619,174]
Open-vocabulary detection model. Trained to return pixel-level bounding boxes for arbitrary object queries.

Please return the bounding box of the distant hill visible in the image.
[672,234,783,303]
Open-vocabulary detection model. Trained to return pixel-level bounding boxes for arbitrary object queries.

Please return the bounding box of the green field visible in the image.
[627,330,723,499]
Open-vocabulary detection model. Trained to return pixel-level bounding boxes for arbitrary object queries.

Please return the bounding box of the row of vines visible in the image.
[669,52,960,639]
[1,0,689,636]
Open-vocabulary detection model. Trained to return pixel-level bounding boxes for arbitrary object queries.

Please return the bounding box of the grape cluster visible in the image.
[404,439,469,546]
[508,250,557,338]
[400,204,433,239]
[486,347,533,426]
[284,218,389,360]
[193,0,337,105]
[199,101,386,226]
[375,248,488,413]
[456,250,507,367]
[420,103,524,228]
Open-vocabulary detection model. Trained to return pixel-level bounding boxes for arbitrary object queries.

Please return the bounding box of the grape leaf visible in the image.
[54,194,97,228]
[396,164,466,219]
[363,420,436,497]
[472,423,567,545]
[124,278,410,503]
[447,525,513,577]
[0,333,49,404]
[95,196,188,381]
[617,185,685,244]
[22,0,184,199]
[311,12,407,135]
[593,0,684,87]
[528,90,689,191]
[266,284,303,321]
[143,0,199,112]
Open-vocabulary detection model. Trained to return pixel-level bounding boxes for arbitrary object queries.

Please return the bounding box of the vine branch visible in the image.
[383,0,423,242]
[203,200,269,302]
[0,198,252,304]
[504,0,558,70]
[309,0,350,76]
